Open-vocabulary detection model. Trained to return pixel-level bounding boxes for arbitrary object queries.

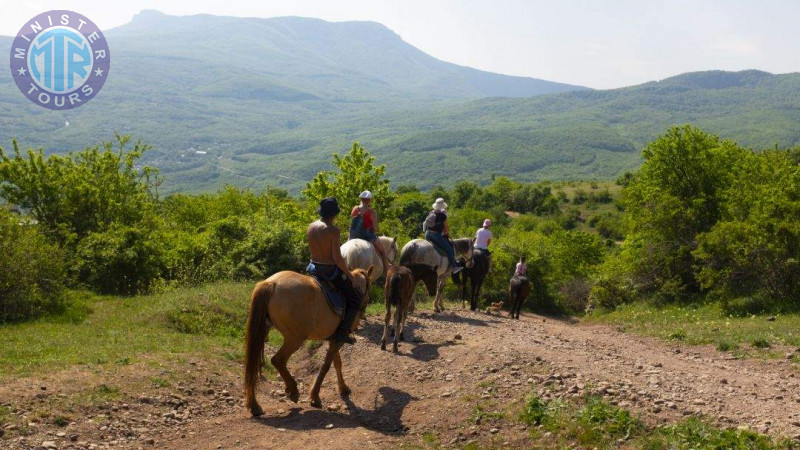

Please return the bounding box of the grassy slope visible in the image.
[586,302,800,359]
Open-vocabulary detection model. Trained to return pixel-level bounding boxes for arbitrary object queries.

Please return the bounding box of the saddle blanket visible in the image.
[306,262,345,318]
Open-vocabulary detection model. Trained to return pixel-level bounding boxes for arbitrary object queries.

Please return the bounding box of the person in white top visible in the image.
[475,219,493,272]
[513,255,527,279]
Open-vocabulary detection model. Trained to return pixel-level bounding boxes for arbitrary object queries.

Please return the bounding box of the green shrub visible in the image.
[0,209,68,323]
[519,394,548,425]
[577,397,643,444]
[74,222,166,294]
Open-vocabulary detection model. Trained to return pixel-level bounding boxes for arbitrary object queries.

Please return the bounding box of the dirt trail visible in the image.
[4,309,800,449]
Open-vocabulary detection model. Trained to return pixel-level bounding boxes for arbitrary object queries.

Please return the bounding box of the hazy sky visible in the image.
[2,0,798,89]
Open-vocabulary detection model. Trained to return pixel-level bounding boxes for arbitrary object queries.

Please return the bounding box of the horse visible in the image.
[508,275,531,319]
[399,237,475,313]
[381,264,438,353]
[452,248,491,311]
[244,266,373,415]
[341,236,398,283]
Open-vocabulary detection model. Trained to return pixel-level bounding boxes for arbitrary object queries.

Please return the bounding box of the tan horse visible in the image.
[244,266,373,416]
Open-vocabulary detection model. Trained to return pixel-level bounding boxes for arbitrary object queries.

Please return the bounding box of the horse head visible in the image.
[421,265,439,296]
[464,238,476,268]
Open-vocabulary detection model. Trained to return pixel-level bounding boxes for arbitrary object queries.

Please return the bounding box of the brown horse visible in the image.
[381,264,438,353]
[244,267,373,416]
[508,275,530,319]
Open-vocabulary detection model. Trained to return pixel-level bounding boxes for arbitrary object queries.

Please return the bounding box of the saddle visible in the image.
[306,263,345,318]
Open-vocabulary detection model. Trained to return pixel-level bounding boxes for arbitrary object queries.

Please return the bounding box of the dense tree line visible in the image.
[2,125,797,323]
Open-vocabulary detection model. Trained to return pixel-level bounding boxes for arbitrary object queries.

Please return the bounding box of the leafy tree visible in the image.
[303,142,394,218]
[0,134,158,246]
[694,150,800,306]
[621,125,746,298]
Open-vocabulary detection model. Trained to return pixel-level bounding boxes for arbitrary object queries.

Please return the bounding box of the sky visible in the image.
[1,0,798,89]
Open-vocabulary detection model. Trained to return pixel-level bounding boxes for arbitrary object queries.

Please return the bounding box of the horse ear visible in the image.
[392,236,397,243]
[366,265,374,279]
[433,265,438,272]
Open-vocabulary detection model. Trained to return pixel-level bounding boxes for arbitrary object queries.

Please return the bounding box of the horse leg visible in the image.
[381,302,391,351]
[270,337,304,403]
[434,274,446,312]
[399,306,409,342]
[310,342,341,408]
[461,276,468,310]
[332,349,351,396]
[392,305,402,353]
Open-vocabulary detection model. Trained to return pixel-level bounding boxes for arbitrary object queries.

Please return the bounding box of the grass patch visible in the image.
[668,329,687,341]
[751,337,772,349]
[641,417,790,449]
[586,302,800,354]
[0,405,11,425]
[150,376,171,388]
[0,282,267,377]
[469,403,504,425]
[52,415,70,427]
[516,390,789,449]
[576,396,643,445]
[716,339,739,352]
[421,431,441,448]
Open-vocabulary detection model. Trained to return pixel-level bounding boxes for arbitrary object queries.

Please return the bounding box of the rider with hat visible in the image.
[424,198,463,274]
[349,190,389,270]
[475,219,493,273]
[307,197,361,345]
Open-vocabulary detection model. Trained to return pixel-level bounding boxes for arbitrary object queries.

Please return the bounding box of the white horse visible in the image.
[399,238,475,313]
[341,236,398,283]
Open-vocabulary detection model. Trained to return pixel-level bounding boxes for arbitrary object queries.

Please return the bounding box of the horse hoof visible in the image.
[399,333,405,341]
[339,385,351,396]
[250,404,264,417]
[287,390,299,404]
[310,398,322,408]
[392,345,398,353]
[380,343,386,351]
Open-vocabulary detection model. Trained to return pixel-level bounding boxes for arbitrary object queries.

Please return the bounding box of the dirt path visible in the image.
[4,309,800,449]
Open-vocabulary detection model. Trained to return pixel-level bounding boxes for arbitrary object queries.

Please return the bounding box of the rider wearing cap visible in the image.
[475,219,493,273]
[349,190,389,270]
[424,198,463,274]
[307,197,361,345]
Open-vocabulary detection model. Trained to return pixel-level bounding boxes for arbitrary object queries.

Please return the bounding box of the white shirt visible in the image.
[475,227,492,249]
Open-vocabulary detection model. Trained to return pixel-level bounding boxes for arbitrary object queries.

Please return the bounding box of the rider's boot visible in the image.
[327,305,359,345]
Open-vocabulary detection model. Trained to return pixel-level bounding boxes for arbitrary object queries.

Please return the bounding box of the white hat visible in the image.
[432,198,448,210]
[359,190,373,199]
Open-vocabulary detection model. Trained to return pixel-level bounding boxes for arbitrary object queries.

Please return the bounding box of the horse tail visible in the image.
[388,273,402,306]
[244,280,274,415]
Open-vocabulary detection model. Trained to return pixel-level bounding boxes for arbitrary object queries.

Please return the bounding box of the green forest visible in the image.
[2,124,799,324]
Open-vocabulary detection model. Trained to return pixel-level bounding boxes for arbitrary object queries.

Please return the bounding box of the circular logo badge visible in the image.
[9,10,110,110]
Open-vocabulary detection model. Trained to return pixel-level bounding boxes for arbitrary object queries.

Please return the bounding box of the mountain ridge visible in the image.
[1,12,799,193]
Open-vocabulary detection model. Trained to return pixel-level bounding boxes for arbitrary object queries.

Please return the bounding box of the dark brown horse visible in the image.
[381,264,438,352]
[453,248,491,311]
[508,275,531,319]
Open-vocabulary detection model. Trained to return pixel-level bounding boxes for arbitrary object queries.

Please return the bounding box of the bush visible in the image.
[0,209,68,322]
[74,222,166,294]
[559,278,592,313]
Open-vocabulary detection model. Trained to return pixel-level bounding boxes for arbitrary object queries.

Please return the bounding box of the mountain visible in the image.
[1,11,799,193]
